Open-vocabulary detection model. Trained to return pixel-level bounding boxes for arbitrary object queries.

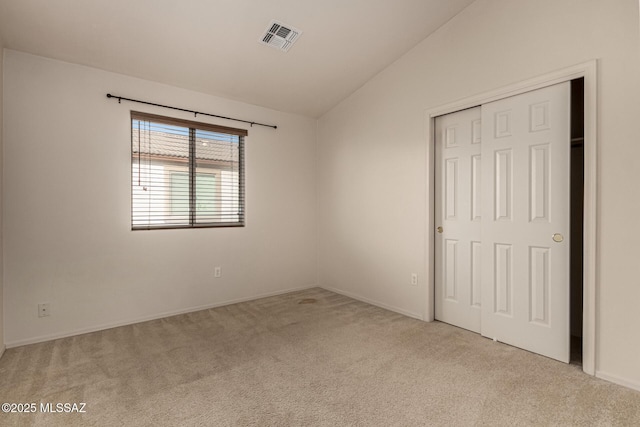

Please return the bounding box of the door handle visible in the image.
[552,233,564,243]
[437,226,443,234]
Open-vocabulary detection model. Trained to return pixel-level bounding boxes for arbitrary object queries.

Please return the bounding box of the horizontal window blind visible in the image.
[131,111,246,230]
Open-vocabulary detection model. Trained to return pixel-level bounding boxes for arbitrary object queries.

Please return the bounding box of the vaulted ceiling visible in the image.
[0,0,475,117]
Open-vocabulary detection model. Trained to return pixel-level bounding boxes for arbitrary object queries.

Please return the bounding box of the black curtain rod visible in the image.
[106,93,277,129]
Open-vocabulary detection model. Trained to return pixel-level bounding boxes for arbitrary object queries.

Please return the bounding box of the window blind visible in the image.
[131,111,246,230]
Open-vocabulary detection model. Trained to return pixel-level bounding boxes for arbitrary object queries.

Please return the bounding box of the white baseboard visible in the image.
[596,370,640,392]
[320,286,423,320]
[6,285,316,348]
[0,344,5,359]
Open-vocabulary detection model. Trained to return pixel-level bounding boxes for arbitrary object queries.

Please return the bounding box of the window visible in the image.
[131,111,246,229]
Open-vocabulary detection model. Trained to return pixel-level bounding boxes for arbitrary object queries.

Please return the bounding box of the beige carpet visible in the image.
[1,287,639,426]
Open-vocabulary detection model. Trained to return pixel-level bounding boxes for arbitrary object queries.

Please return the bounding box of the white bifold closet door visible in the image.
[435,82,571,363]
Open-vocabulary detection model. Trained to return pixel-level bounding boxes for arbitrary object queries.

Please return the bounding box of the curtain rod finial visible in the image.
[106,93,112,98]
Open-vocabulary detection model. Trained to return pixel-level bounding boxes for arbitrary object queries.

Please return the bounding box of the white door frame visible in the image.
[424,60,598,376]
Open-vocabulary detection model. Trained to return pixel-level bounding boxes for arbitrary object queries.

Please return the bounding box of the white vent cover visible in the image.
[259,20,302,52]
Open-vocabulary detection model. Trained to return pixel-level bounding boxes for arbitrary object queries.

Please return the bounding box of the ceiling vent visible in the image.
[259,20,302,52]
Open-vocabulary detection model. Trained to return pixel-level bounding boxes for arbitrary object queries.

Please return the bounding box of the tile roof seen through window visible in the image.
[132,121,240,163]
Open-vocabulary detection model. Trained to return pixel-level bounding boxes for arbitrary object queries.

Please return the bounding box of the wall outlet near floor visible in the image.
[38,303,51,317]
[214,267,222,278]
[411,273,418,286]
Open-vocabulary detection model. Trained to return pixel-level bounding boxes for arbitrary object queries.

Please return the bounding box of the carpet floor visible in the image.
[1,287,639,426]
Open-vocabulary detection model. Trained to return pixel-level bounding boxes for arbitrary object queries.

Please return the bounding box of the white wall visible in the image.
[3,50,317,346]
[318,0,640,388]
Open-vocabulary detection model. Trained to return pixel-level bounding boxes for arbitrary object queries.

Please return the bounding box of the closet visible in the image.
[434,80,584,364]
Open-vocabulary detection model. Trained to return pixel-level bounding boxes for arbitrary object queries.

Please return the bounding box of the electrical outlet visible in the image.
[38,303,51,318]
[411,273,418,286]
[214,267,222,278]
